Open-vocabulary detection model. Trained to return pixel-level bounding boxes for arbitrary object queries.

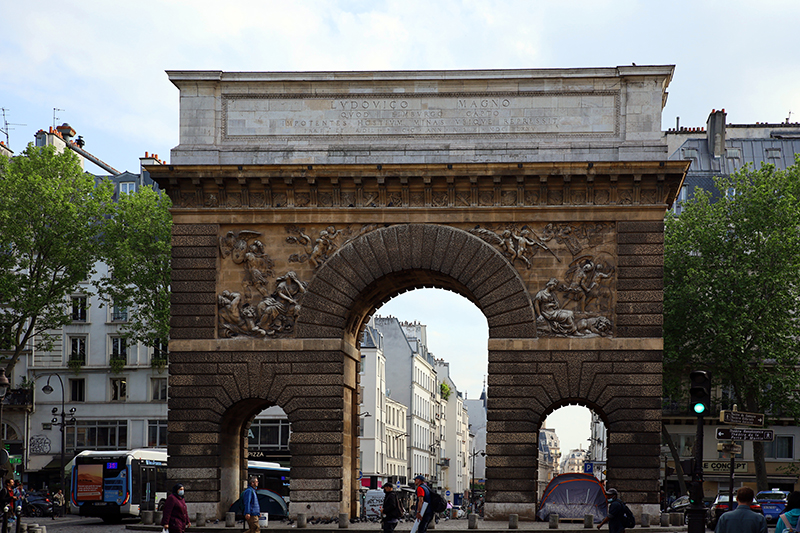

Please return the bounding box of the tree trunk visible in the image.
[662,423,688,495]
[752,441,769,491]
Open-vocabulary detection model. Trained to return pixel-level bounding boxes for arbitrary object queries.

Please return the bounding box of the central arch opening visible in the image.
[355,287,488,515]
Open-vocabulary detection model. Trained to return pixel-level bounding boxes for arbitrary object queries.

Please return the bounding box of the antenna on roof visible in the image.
[0,108,26,146]
[53,108,64,129]
[788,111,794,124]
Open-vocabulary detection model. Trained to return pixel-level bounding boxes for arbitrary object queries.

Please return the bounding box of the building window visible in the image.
[148,420,168,447]
[71,296,87,322]
[110,378,127,401]
[248,419,291,452]
[69,337,86,364]
[70,378,85,402]
[66,420,127,452]
[111,305,128,322]
[765,436,794,459]
[111,337,127,362]
[119,182,136,195]
[151,378,167,401]
[152,338,168,364]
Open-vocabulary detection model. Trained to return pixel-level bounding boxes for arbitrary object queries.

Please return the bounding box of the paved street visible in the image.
[19,516,136,533]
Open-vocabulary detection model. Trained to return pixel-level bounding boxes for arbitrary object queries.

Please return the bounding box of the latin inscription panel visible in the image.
[223,93,618,138]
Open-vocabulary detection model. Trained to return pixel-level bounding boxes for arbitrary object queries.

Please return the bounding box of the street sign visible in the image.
[716,428,774,441]
[720,410,764,427]
[446,491,451,497]
[584,462,594,474]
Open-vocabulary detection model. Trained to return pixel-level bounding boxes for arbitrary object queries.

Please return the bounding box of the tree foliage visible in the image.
[0,144,114,374]
[664,156,800,489]
[96,185,172,350]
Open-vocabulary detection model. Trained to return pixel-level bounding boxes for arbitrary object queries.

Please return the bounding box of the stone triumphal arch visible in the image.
[149,66,688,521]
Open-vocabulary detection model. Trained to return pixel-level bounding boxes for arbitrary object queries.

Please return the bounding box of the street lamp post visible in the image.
[469,449,485,510]
[0,369,10,468]
[41,375,76,494]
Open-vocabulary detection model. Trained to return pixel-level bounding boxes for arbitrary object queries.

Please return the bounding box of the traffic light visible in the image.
[689,370,711,416]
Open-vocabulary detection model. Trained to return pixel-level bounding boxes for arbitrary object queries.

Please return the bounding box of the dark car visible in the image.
[756,490,789,523]
[706,493,763,530]
[22,492,53,517]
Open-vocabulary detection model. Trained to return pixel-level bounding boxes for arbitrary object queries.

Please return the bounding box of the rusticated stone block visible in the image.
[616,326,662,338]
[489,351,551,363]
[458,245,495,287]
[172,224,219,236]
[172,246,217,258]
[485,444,538,456]
[616,232,663,244]
[289,490,342,502]
[171,257,216,270]
[291,478,343,491]
[608,432,661,445]
[172,304,216,316]
[485,491,536,503]
[289,467,343,479]
[172,281,216,293]
[291,420,344,433]
[171,292,216,305]
[172,269,217,281]
[170,328,215,339]
[364,229,392,276]
[617,278,663,291]
[618,243,663,256]
[485,455,537,468]
[288,432,344,444]
[167,433,220,445]
[598,350,661,362]
[172,235,218,247]
[616,266,663,279]
[617,221,664,233]
[289,443,345,456]
[168,455,219,468]
[184,491,221,502]
[616,290,663,302]
[486,478,537,492]
[607,456,660,469]
[171,315,216,328]
[169,421,221,434]
[617,255,663,267]
[485,467,538,479]
[490,323,537,339]
[616,302,662,314]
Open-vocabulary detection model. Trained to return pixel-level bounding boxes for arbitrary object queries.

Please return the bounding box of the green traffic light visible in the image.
[693,403,706,414]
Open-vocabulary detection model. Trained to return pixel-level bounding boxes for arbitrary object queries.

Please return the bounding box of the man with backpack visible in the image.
[381,483,404,533]
[410,476,434,533]
[598,488,635,533]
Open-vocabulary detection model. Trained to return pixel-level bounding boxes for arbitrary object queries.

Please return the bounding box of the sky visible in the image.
[1,0,795,456]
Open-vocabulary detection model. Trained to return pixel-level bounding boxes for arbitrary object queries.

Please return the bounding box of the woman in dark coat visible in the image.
[161,483,191,533]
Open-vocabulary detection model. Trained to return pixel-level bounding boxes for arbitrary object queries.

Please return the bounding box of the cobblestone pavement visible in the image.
[19,515,136,533]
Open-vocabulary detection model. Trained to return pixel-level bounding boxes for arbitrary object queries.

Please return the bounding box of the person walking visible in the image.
[597,488,625,533]
[161,483,191,533]
[715,487,767,533]
[243,476,261,533]
[410,475,434,533]
[776,492,800,533]
[52,489,65,519]
[0,479,17,533]
[381,482,403,533]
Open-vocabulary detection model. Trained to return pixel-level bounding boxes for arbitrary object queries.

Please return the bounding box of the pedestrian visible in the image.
[597,488,625,533]
[243,476,261,533]
[776,492,800,533]
[381,482,403,533]
[52,489,65,519]
[0,479,17,533]
[410,475,434,533]
[715,487,767,533]
[160,483,191,533]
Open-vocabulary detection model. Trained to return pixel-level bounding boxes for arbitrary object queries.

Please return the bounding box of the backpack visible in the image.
[621,501,636,529]
[780,514,797,533]
[429,489,447,514]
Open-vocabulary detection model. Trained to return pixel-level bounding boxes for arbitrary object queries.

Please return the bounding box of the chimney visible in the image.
[56,123,76,142]
[706,109,726,158]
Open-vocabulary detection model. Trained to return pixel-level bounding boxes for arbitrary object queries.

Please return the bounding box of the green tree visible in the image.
[96,184,172,357]
[0,144,114,374]
[664,156,800,491]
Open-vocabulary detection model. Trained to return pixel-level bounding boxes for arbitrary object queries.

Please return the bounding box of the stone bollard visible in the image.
[549,514,559,529]
[155,511,163,524]
[38,527,47,533]
[196,513,206,527]
[338,512,349,528]
[297,513,307,528]
[429,517,436,529]
[225,512,236,527]
[20,524,27,533]
[509,514,519,529]
[672,513,683,526]
[142,511,154,525]
[468,513,479,529]
[584,514,594,528]
[641,514,650,527]
[660,513,669,527]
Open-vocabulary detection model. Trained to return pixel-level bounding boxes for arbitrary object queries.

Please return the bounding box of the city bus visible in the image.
[70,448,168,522]
[247,460,290,501]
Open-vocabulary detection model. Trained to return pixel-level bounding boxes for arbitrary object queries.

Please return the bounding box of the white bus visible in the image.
[70,448,168,522]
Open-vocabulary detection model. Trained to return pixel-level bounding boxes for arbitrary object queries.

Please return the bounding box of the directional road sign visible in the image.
[584,462,594,474]
[720,410,765,427]
[716,428,774,441]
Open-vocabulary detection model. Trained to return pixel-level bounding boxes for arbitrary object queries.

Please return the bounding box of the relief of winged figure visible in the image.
[469,226,561,269]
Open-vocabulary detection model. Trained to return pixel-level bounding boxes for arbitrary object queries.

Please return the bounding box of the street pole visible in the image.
[41,375,75,495]
[686,409,705,533]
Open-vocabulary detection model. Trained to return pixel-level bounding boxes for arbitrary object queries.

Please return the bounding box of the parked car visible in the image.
[756,490,789,523]
[706,493,763,530]
[228,489,288,520]
[22,492,53,517]
[666,495,706,524]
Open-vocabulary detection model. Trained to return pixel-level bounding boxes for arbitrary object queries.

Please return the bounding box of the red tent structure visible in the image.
[538,473,608,522]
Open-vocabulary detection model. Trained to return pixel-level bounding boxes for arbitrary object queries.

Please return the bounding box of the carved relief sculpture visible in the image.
[286,225,348,269]
[470,226,560,269]
[218,230,308,338]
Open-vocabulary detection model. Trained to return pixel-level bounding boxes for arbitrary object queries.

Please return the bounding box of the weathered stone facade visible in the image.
[150,66,688,521]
